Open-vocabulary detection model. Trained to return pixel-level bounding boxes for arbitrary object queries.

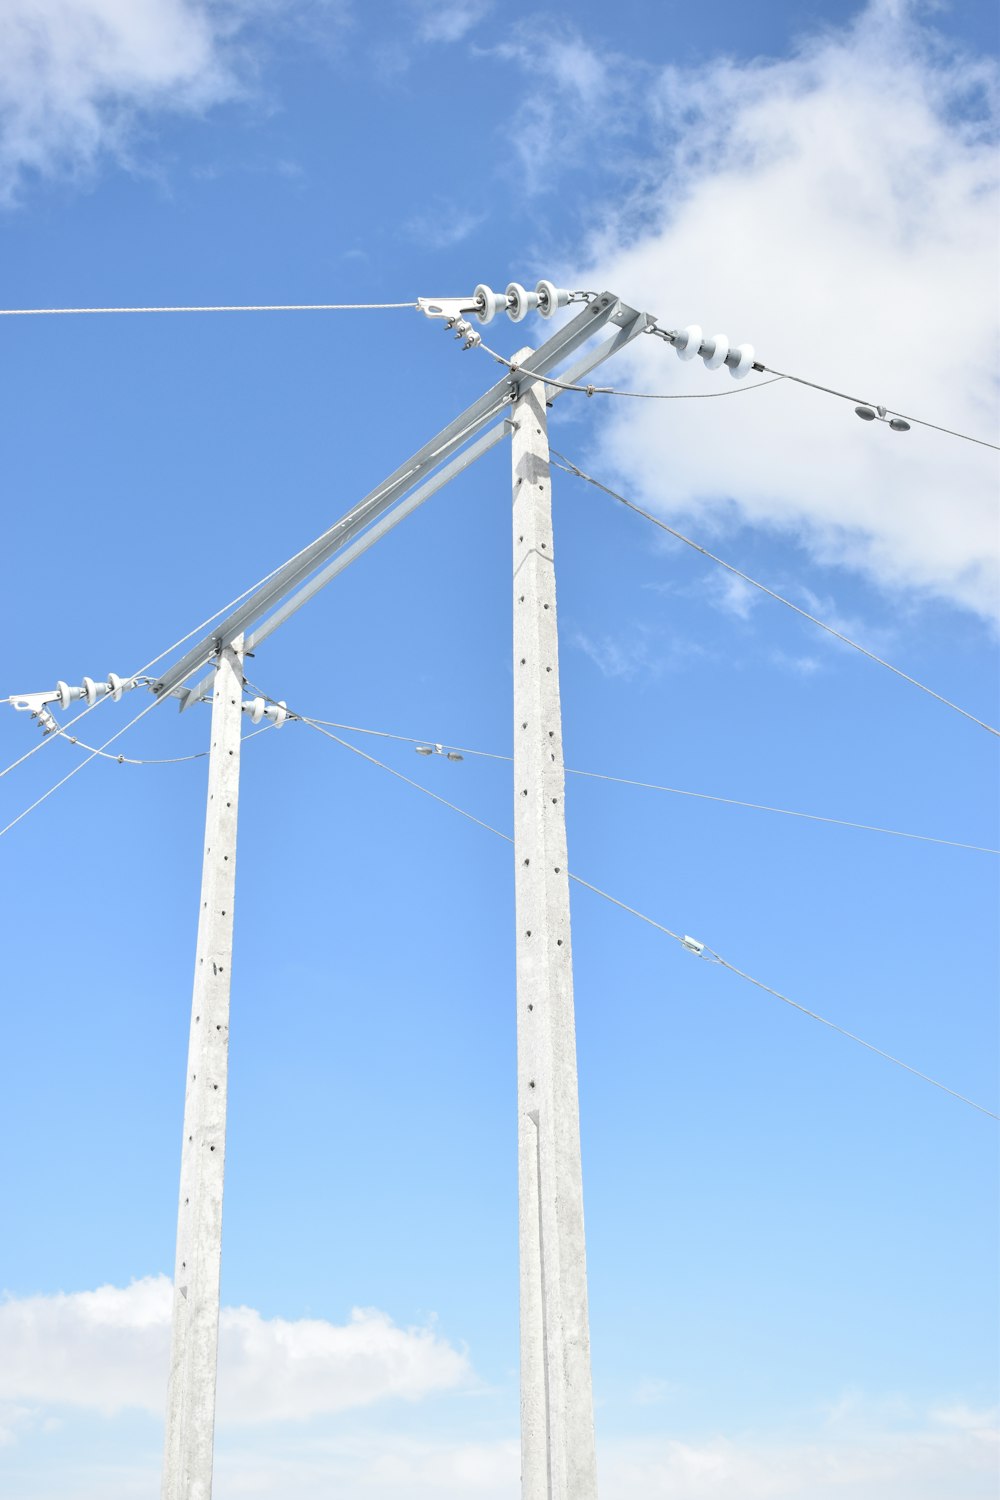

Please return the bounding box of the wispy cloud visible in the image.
[404,200,487,249]
[770,648,823,676]
[0,0,351,203]
[409,0,494,44]
[571,626,707,681]
[486,24,642,193]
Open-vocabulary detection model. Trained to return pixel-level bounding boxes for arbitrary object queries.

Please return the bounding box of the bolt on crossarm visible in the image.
[161,638,245,1500]
[511,353,598,1500]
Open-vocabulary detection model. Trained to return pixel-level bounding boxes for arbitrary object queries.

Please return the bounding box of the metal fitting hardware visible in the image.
[419,281,576,328]
[7,673,140,719]
[855,404,910,432]
[414,743,463,761]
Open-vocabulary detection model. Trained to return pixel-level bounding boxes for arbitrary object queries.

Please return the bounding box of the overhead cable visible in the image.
[292,708,997,1121]
[756,361,1000,452]
[479,339,787,401]
[550,450,1000,739]
[0,301,417,316]
[0,530,342,783]
[647,322,999,450]
[0,693,167,839]
[296,717,997,854]
[42,721,275,766]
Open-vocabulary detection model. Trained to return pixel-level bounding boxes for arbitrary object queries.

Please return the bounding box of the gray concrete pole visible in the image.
[511,358,599,1500]
[162,638,244,1500]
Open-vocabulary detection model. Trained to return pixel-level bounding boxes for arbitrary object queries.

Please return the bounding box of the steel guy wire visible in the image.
[291,708,997,1121]
[0,301,417,316]
[295,717,997,854]
[550,451,1000,739]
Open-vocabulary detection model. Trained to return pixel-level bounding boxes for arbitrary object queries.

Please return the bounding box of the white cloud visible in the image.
[518,2,1000,618]
[0,1,230,199]
[0,1275,471,1425]
[0,0,349,201]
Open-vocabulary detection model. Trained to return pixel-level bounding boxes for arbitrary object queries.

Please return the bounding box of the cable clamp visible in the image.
[681,935,705,956]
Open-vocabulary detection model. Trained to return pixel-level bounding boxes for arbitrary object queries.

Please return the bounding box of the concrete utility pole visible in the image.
[162,638,244,1500]
[511,358,599,1500]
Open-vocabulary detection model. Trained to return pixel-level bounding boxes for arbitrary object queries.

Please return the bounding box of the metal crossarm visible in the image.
[153,292,647,709]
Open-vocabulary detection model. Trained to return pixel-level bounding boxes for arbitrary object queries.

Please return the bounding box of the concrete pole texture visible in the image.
[511,358,599,1500]
[161,638,244,1500]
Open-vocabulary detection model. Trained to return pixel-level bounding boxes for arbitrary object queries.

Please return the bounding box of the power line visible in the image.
[0,513,362,783]
[756,361,1000,453]
[480,339,787,401]
[292,708,997,1121]
[482,331,998,449]
[0,301,416,316]
[643,324,999,451]
[43,721,276,766]
[298,716,995,854]
[0,693,167,839]
[565,766,998,855]
[550,450,1000,739]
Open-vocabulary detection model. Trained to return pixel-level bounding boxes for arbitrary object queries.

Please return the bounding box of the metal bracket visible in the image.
[417,297,482,321]
[8,690,61,713]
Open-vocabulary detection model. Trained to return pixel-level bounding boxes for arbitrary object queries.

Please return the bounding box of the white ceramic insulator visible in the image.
[727,342,755,379]
[506,283,540,322]
[474,285,506,325]
[702,333,730,371]
[82,676,101,707]
[248,696,265,725]
[535,280,571,318]
[107,672,126,701]
[56,680,76,710]
[270,701,288,729]
[675,324,703,361]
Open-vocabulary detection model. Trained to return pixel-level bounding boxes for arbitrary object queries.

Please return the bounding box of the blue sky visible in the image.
[1,2,998,1497]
